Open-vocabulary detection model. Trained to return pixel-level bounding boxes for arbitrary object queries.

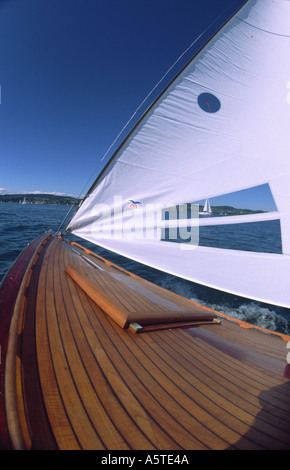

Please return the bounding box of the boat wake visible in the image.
[158,276,290,336]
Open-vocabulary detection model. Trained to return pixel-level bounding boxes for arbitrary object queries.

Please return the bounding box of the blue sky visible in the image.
[195,184,277,212]
[1,0,254,203]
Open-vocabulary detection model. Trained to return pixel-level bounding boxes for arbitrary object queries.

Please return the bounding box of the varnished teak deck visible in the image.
[1,234,290,449]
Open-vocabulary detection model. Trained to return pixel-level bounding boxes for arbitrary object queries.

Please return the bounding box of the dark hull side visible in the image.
[0,234,290,450]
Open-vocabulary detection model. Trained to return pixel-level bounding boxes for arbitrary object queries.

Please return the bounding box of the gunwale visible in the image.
[1,234,290,450]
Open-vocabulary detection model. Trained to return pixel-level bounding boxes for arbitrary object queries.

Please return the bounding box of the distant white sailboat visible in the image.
[199,198,212,215]
[21,197,26,204]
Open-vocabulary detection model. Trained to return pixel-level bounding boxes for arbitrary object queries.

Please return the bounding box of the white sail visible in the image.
[201,198,212,215]
[67,0,290,308]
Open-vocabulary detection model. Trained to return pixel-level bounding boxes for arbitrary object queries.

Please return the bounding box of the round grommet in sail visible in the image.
[198,93,221,113]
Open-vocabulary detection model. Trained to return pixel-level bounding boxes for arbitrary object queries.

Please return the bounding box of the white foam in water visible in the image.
[200,301,289,335]
[158,276,289,335]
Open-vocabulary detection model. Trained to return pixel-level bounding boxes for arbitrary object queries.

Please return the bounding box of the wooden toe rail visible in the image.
[3,233,52,450]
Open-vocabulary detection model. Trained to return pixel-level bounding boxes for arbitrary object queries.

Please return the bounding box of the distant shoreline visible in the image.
[169,203,264,216]
[0,193,82,206]
[203,205,264,216]
[0,195,265,214]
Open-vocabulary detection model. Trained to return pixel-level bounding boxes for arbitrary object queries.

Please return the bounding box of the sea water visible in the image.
[0,202,289,335]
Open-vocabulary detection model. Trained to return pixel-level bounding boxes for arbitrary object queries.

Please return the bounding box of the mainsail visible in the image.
[67,0,290,308]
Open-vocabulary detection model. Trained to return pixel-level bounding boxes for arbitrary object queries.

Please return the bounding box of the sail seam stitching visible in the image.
[236,17,290,38]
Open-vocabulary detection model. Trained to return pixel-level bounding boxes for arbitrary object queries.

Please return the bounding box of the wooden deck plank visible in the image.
[57,238,290,449]
[106,318,280,450]
[171,329,290,420]
[83,297,210,450]
[162,330,290,426]
[203,319,288,362]
[65,245,187,449]
[43,238,107,450]
[19,237,58,449]
[102,323,242,449]
[36,238,82,450]
[177,328,287,390]
[73,280,231,450]
[3,235,290,450]
[144,330,290,448]
[61,242,152,449]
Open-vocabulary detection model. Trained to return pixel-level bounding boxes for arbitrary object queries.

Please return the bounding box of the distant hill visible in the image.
[165,203,264,216]
[1,195,265,214]
[207,205,264,216]
[0,193,82,205]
